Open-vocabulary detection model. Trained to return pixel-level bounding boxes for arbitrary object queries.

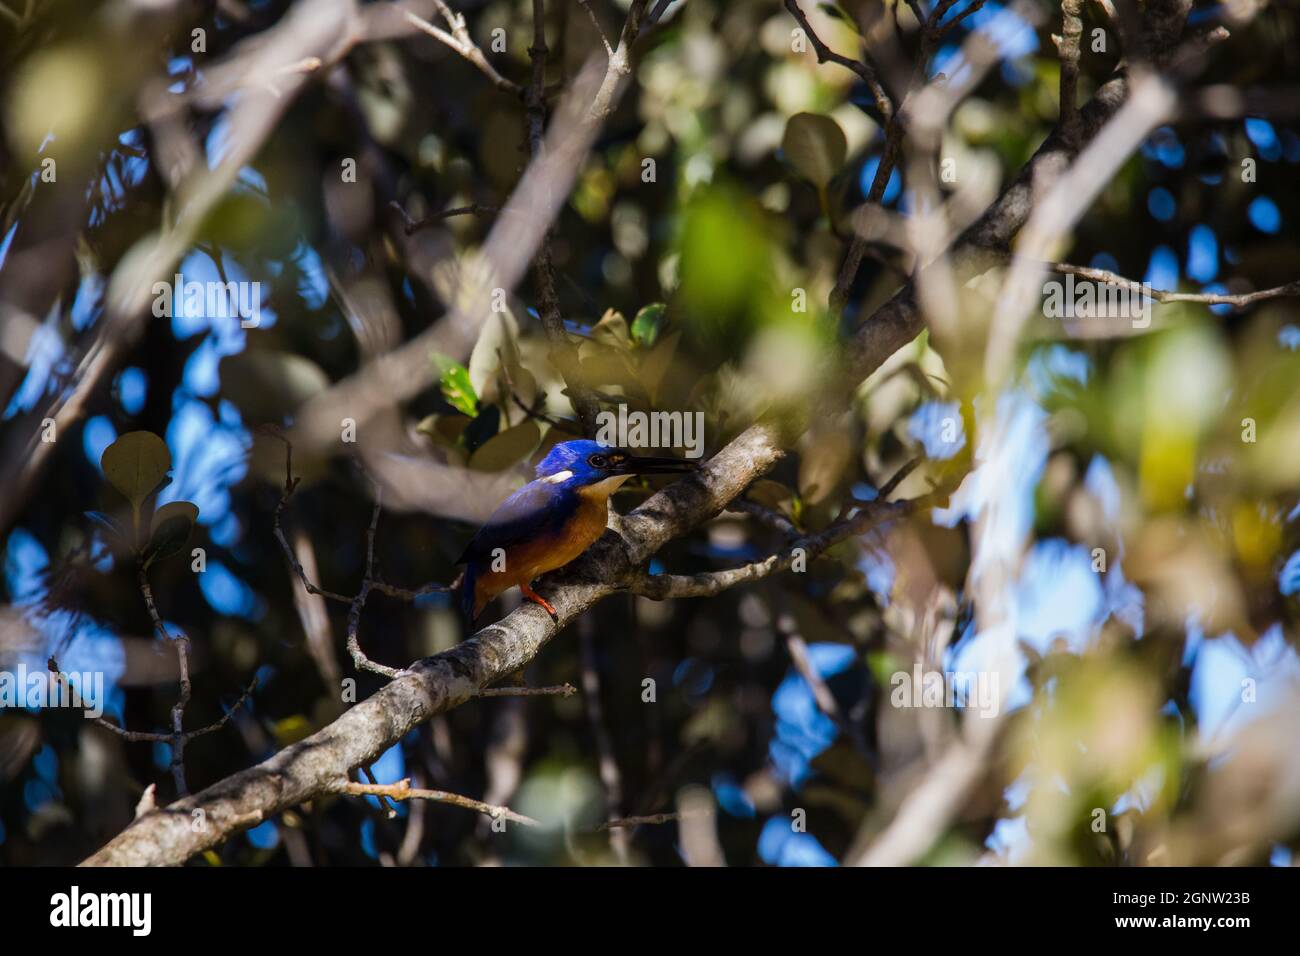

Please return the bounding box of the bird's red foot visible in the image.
[520,583,559,622]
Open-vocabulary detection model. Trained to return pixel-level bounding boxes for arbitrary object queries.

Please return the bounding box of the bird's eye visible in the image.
[589,455,608,469]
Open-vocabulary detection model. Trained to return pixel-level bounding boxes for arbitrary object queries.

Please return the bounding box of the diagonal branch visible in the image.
[337,777,540,827]
[81,423,785,865]
[403,4,524,95]
[630,459,940,600]
[841,0,1207,392]
[1043,262,1300,308]
[784,0,893,121]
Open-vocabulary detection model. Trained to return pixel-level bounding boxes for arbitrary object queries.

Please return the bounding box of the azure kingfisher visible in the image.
[457,439,695,624]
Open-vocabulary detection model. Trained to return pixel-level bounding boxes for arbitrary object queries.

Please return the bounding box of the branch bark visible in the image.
[81,424,784,865]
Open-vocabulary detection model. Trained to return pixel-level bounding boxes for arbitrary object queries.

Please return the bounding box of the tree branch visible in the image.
[843,0,1199,391]
[1045,262,1300,308]
[389,200,498,236]
[630,459,938,600]
[476,682,577,698]
[1056,0,1084,134]
[337,777,540,827]
[81,423,785,865]
[784,0,893,121]
[528,0,603,436]
[403,4,524,96]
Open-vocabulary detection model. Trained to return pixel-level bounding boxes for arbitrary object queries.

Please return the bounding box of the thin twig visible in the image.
[579,618,628,861]
[826,0,987,313]
[360,763,398,817]
[512,392,583,434]
[576,0,613,57]
[389,200,498,236]
[878,455,921,498]
[1045,262,1300,308]
[595,812,691,830]
[728,497,799,540]
[338,777,540,827]
[830,93,911,313]
[53,666,257,744]
[784,0,893,121]
[404,6,524,96]
[634,459,941,600]
[1056,0,1084,133]
[648,0,676,24]
[347,490,402,679]
[265,428,450,680]
[527,0,602,436]
[933,0,989,41]
[476,682,578,698]
[137,563,194,795]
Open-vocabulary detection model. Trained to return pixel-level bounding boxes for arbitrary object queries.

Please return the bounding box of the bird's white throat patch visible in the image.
[580,474,633,498]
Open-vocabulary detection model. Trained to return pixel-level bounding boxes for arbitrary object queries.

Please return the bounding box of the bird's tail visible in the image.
[459,564,478,633]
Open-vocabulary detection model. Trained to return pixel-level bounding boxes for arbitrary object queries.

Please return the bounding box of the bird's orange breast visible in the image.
[472,477,627,616]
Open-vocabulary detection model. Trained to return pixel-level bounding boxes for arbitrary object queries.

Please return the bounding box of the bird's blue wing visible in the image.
[456,479,579,565]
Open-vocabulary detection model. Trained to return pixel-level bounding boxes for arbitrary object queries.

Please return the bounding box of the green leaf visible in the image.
[440,362,479,417]
[631,303,667,348]
[468,420,541,472]
[145,500,199,566]
[101,431,171,509]
[782,112,848,188]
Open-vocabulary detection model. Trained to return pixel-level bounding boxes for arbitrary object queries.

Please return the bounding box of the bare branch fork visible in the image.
[338,777,541,827]
[50,567,258,796]
[783,0,894,121]
[262,427,452,680]
[335,776,691,832]
[629,458,948,601]
[47,664,256,748]
[783,0,969,312]
[403,2,523,95]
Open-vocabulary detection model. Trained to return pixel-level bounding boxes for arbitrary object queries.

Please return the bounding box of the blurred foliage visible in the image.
[0,0,1298,868]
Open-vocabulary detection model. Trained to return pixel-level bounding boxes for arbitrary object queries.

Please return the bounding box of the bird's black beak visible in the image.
[615,451,698,475]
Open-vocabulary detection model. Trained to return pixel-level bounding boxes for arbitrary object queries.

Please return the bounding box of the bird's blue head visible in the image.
[534,439,695,487]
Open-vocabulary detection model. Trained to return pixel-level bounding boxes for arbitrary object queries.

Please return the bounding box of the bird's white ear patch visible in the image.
[542,470,573,484]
